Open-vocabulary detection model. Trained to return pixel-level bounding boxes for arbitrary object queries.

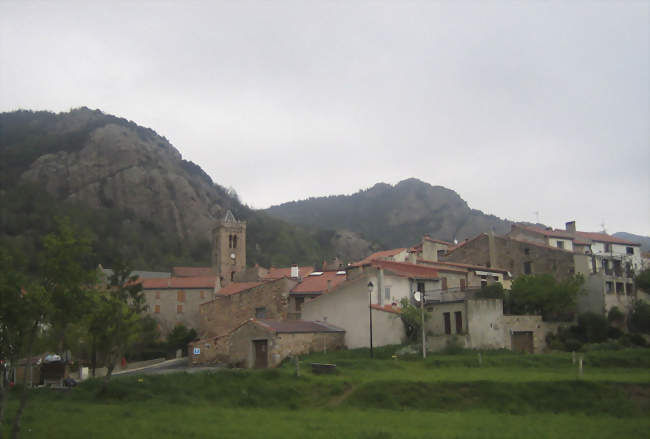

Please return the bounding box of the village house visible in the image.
[140,276,217,335]
[227,319,345,368]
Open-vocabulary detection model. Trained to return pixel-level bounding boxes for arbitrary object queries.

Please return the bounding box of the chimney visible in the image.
[565,221,576,233]
[290,264,299,279]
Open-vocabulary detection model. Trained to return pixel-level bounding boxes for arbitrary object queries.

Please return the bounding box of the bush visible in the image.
[607,307,624,324]
[577,312,608,343]
[607,326,623,340]
[628,300,650,334]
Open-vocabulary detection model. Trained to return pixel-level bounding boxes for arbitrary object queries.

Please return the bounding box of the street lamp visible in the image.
[368,281,374,358]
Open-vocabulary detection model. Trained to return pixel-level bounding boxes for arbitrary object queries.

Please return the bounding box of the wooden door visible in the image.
[511,331,533,353]
[253,340,268,369]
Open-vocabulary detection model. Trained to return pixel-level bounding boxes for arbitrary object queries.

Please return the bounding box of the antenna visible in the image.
[534,211,540,223]
[600,221,606,233]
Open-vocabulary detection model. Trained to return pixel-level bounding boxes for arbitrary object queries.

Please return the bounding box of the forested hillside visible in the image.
[0,108,370,272]
[265,178,513,248]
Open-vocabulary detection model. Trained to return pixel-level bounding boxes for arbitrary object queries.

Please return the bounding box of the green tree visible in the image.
[507,274,583,321]
[398,298,429,343]
[41,218,96,351]
[628,300,650,334]
[635,269,650,292]
[0,251,50,439]
[166,324,198,357]
[91,261,147,385]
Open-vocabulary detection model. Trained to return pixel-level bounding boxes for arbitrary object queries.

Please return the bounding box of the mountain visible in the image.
[0,108,373,271]
[613,232,650,253]
[265,178,513,249]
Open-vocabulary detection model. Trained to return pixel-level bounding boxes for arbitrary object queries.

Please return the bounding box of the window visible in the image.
[557,241,564,249]
[626,247,634,255]
[443,312,451,335]
[524,248,530,256]
[616,282,624,294]
[255,307,266,318]
[200,291,205,299]
[604,243,611,252]
[155,291,160,299]
[454,311,463,334]
[177,304,183,314]
[481,280,488,288]
[177,290,185,302]
[233,235,237,249]
[626,283,634,296]
[231,271,235,281]
[417,281,425,294]
[523,261,532,275]
[154,305,160,314]
[384,286,391,301]
[605,281,613,294]
[294,297,304,312]
[460,279,466,291]
[441,278,448,291]
[228,234,233,248]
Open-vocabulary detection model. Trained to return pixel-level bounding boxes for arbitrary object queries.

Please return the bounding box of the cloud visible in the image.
[1,0,648,234]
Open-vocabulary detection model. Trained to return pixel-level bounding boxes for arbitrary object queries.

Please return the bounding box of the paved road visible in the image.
[113,358,222,377]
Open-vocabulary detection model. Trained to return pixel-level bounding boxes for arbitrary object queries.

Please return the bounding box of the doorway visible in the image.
[253,339,268,368]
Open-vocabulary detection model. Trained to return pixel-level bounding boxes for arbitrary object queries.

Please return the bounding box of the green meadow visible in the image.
[3,348,649,438]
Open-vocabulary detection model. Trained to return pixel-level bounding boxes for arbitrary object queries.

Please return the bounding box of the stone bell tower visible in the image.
[212,210,246,287]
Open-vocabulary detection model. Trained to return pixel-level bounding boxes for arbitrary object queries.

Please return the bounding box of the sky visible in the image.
[1,1,648,236]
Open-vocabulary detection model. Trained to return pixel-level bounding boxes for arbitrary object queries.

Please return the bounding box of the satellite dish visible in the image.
[414,291,422,303]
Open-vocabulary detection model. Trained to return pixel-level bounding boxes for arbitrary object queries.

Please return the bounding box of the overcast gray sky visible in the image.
[1,1,648,236]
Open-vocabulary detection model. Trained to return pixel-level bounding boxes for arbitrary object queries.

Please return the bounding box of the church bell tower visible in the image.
[212,210,246,287]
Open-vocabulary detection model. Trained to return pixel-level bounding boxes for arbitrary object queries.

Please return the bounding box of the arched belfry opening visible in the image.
[212,210,246,287]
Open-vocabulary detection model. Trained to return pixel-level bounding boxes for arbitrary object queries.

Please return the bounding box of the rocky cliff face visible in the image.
[19,113,228,244]
[0,108,369,269]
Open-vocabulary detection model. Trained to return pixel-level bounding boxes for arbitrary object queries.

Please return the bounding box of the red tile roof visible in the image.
[574,231,640,246]
[291,271,347,294]
[373,260,439,279]
[172,266,216,277]
[140,276,217,289]
[370,304,401,314]
[353,248,407,266]
[264,266,314,280]
[215,281,265,296]
[254,319,345,333]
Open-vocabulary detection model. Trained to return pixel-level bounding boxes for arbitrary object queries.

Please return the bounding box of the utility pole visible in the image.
[421,289,426,359]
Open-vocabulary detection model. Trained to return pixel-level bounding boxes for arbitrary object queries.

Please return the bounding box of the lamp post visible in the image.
[368,281,374,358]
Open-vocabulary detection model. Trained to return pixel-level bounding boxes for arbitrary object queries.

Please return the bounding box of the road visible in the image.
[113,358,222,377]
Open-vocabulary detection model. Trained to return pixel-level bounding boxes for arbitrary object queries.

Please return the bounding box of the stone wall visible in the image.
[199,278,295,338]
[444,235,576,280]
[189,333,231,365]
[501,315,565,354]
[227,322,345,368]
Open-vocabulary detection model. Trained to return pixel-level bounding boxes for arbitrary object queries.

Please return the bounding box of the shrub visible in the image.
[607,307,625,324]
[577,312,608,343]
[628,300,650,334]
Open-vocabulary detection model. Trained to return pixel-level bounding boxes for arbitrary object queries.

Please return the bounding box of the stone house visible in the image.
[225,319,345,368]
[140,276,217,335]
[443,231,578,280]
[198,277,297,339]
[424,298,562,354]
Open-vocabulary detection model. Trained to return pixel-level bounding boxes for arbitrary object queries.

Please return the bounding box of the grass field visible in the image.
[3,347,649,438]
